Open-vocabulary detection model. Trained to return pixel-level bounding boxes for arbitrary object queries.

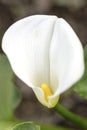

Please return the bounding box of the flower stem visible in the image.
[54,103,87,129]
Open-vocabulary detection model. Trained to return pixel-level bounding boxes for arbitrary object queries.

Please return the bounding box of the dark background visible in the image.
[0,0,87,129]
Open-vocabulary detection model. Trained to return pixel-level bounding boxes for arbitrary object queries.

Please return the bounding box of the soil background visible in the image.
[0,0,87,130]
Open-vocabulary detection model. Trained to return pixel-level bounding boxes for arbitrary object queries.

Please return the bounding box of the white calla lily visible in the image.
[2,15,84,108]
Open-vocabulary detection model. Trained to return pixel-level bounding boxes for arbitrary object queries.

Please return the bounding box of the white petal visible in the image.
[2,15,57,88]
[2,15,84,108]
[50,18,84,97]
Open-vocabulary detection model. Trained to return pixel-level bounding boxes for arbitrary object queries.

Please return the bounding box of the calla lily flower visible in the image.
[2,15,84,108]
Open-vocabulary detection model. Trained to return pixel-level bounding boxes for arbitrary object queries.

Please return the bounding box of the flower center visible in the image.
[41,84,52,102]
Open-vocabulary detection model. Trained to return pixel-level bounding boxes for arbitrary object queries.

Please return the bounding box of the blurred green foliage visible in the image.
[40,124,74,130]
[0,121,40,130]
[0,54,21,120]
[13,122,40,130]
[74,45,87,99]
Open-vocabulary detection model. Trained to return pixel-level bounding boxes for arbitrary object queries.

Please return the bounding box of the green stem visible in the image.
[54,103,87,129]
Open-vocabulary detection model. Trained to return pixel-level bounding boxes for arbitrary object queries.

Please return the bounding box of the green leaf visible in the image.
[0,121,75,130]
[0,121,17,130]
[13,86,21,110]
[13,122,40,130]
[40,124,74,130]
[0,54,21,120]
[73,45,87,99]
[0,121,40,130]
